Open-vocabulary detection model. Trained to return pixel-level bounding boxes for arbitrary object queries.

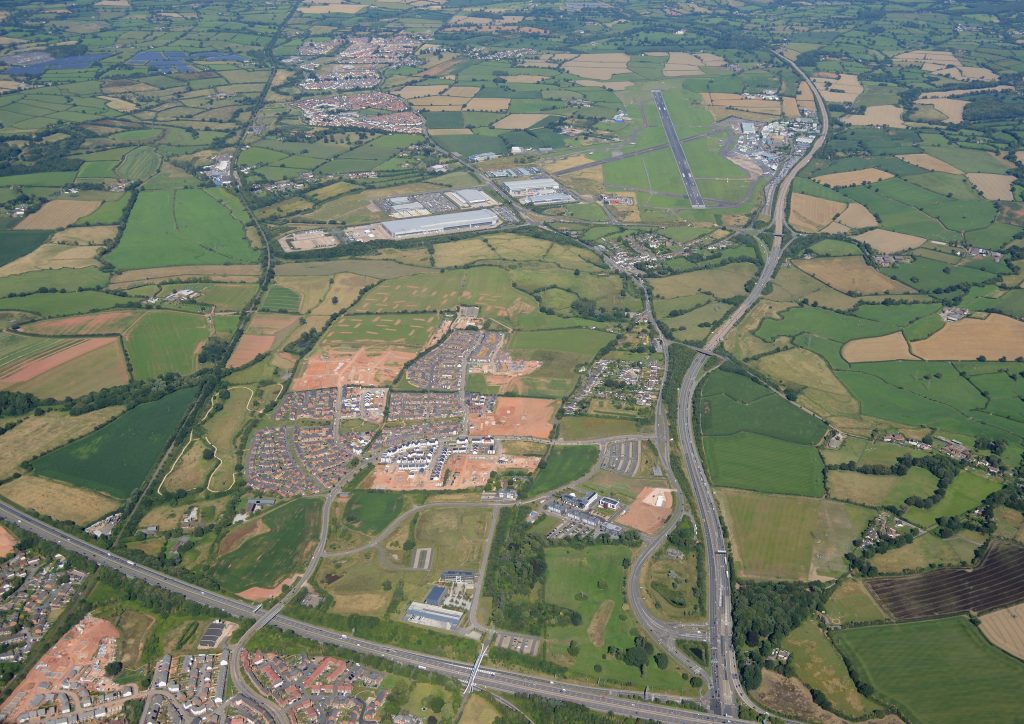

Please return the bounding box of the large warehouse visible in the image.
[381,208,501,239]
[502,177,561,197]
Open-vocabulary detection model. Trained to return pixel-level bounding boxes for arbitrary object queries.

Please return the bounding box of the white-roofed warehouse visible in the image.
[381,208,501,239]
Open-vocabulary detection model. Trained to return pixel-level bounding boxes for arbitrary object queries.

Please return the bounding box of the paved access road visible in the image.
[651,89,705,209]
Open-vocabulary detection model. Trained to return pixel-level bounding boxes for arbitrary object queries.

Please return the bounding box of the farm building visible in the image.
[381,209,501,239]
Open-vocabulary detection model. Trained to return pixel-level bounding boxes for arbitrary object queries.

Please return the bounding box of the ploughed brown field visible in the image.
[867,540,1024,620]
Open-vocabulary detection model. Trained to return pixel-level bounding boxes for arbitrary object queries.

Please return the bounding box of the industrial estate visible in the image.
[0,0,1022,723]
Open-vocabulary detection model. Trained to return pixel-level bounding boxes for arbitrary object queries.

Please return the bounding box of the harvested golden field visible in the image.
[789,193,846,232]
[49,225,119,245]
[794,257,914,295]
[0,407,123,480]
[576,79,633,91]
[445,86,479,97]
[543,154,592,173]
[897,153,962,174]
[0,243,99,277]
[702,92,781,116]
[855,229,928,252]
[841,105,905,128]
[894,50,998,82]
[397,84,449,98]
[15,200,101,230]
[911,314,1024,360]
[99,95,136,112]
[465,98,510,112]
[297,3,363,13]
[915,97,966,123]
[562,53,630,80]
[825,202,877,233]
[796,81,816,112]
[812,73,863,103]
[813,168,893,187]
[504,74,546,83]
[0,474,119,525]
[653,51,707,76]
[493,113,548,130]
[968,173,1014,201]
[782,96,800,118]
[426,128,473,136]
[980,603,1024,661]
[842,332,916,363]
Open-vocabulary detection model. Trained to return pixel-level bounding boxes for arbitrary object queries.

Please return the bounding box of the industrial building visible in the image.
[502,177,561,197]
[446,188,496,208]
[522,191,575,205]
[404,601,464,630]
[381,209,501,239]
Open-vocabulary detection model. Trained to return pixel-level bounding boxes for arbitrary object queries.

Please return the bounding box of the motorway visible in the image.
[0,500,744,723]
[670,50,832,717]
[652,89,705,209]
[0,53,829,724]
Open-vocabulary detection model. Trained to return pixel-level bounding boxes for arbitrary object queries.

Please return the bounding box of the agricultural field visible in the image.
[717,489,873,580]
[834,617,1024,724]
[30,388,197,499]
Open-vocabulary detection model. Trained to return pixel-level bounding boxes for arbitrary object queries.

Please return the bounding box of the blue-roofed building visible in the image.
[425,585,446,606]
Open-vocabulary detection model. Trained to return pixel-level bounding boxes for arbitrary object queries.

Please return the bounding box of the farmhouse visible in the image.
[381,209,501,239]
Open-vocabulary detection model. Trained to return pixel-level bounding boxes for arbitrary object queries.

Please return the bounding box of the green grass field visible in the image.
[31,388,197,499]
[0,229,49,266]
[783,619,877,718]
[214,497,321,591]
[834,617,1024,724]
[507,328,615,398]
[321,313,439,350]
[902,470,1003,529]
[824,579,889,625]
[544,545,699,694]
[0,291,127,316]
[524,445,599,496]
[261,285,302,313]
[125,311,211,378]
[342,491,404,535]
[106,188,256,270]
[718,489,873,580]
[700,370,827,445]
[704,432,825,497]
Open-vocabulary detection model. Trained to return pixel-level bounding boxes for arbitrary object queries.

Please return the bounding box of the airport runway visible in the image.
[651,89,705,209]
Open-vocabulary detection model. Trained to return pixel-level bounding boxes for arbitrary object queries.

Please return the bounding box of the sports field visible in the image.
[834,617,1024,724]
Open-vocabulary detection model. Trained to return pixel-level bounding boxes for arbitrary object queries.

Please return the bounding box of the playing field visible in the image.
[834,617,1024,724]
[31,388,197,499]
